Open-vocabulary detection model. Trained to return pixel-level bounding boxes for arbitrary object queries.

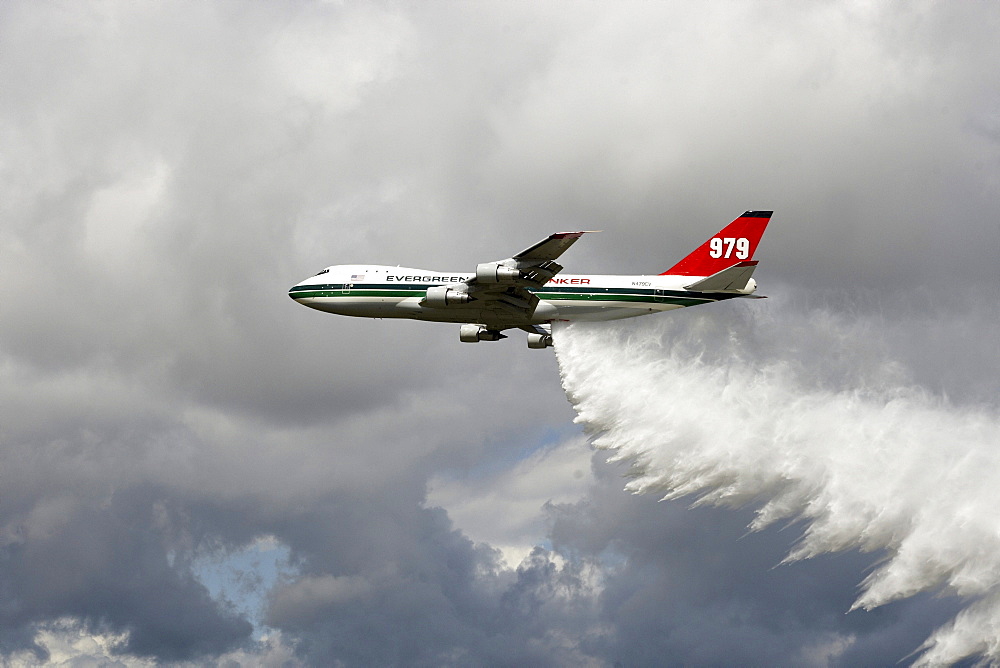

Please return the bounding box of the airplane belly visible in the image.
[543,299,681,322]
[299,292,690,325]
[298,296,406,318]
[393,297,500,324]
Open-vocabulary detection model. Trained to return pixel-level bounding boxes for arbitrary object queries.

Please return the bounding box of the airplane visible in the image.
[289,211,772,349]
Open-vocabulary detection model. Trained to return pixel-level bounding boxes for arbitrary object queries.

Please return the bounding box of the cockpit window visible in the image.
[315,268,330,276]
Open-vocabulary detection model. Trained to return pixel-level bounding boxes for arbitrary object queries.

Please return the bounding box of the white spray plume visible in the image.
[553,308,1000,666]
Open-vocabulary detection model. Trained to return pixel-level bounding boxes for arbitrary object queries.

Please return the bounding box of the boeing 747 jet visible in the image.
[289,211,772,348]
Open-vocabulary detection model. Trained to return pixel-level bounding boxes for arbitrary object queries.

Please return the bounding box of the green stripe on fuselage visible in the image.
[534,292,711,307]
[290,289,416,299]
[288,283,733,307]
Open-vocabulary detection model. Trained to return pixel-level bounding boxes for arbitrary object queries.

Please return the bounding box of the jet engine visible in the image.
[526,332,553,349]
[459,324,505,343]
[421,285,471,308]
[475,262,520,283]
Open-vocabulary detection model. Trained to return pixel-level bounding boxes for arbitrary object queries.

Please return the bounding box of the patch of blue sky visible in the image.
[193,535,293,639]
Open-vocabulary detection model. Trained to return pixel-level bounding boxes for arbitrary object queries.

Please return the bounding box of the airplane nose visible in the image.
[288,282,310,303]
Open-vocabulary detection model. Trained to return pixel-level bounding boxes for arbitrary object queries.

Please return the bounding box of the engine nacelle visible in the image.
[738,278,757,294]
[422,285,471,308]
[460,324,505,343]
[526,332,553,349]
[475,262,521,283]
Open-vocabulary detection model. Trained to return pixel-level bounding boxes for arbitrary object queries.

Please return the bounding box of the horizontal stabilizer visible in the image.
[684,261,758,292]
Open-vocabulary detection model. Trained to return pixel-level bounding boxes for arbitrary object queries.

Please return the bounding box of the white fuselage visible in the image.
[289,264,744,329]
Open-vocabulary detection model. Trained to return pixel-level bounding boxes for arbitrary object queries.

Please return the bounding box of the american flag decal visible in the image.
[351,274,365,281]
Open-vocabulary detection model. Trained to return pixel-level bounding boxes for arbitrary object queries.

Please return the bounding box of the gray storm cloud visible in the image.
[2,0,999,665]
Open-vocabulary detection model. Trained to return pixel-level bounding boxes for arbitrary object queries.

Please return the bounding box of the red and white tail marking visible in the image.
[661,211,772,276]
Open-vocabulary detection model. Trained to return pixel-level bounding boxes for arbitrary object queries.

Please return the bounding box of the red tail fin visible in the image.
[661,211,772,276]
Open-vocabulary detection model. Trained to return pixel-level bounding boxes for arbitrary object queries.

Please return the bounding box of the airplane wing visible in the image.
[514,232,593,262]
[462,231,596,321]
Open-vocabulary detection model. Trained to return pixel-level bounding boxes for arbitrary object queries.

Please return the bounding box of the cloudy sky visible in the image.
[1,1,998,666]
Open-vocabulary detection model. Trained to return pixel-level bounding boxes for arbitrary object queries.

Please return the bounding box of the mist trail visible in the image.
[553,310,1000,666]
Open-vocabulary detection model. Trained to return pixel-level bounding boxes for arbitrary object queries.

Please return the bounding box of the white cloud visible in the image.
[427,435,593,567]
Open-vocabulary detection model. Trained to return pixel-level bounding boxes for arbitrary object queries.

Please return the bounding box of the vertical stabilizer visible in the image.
[661,211,772,276]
